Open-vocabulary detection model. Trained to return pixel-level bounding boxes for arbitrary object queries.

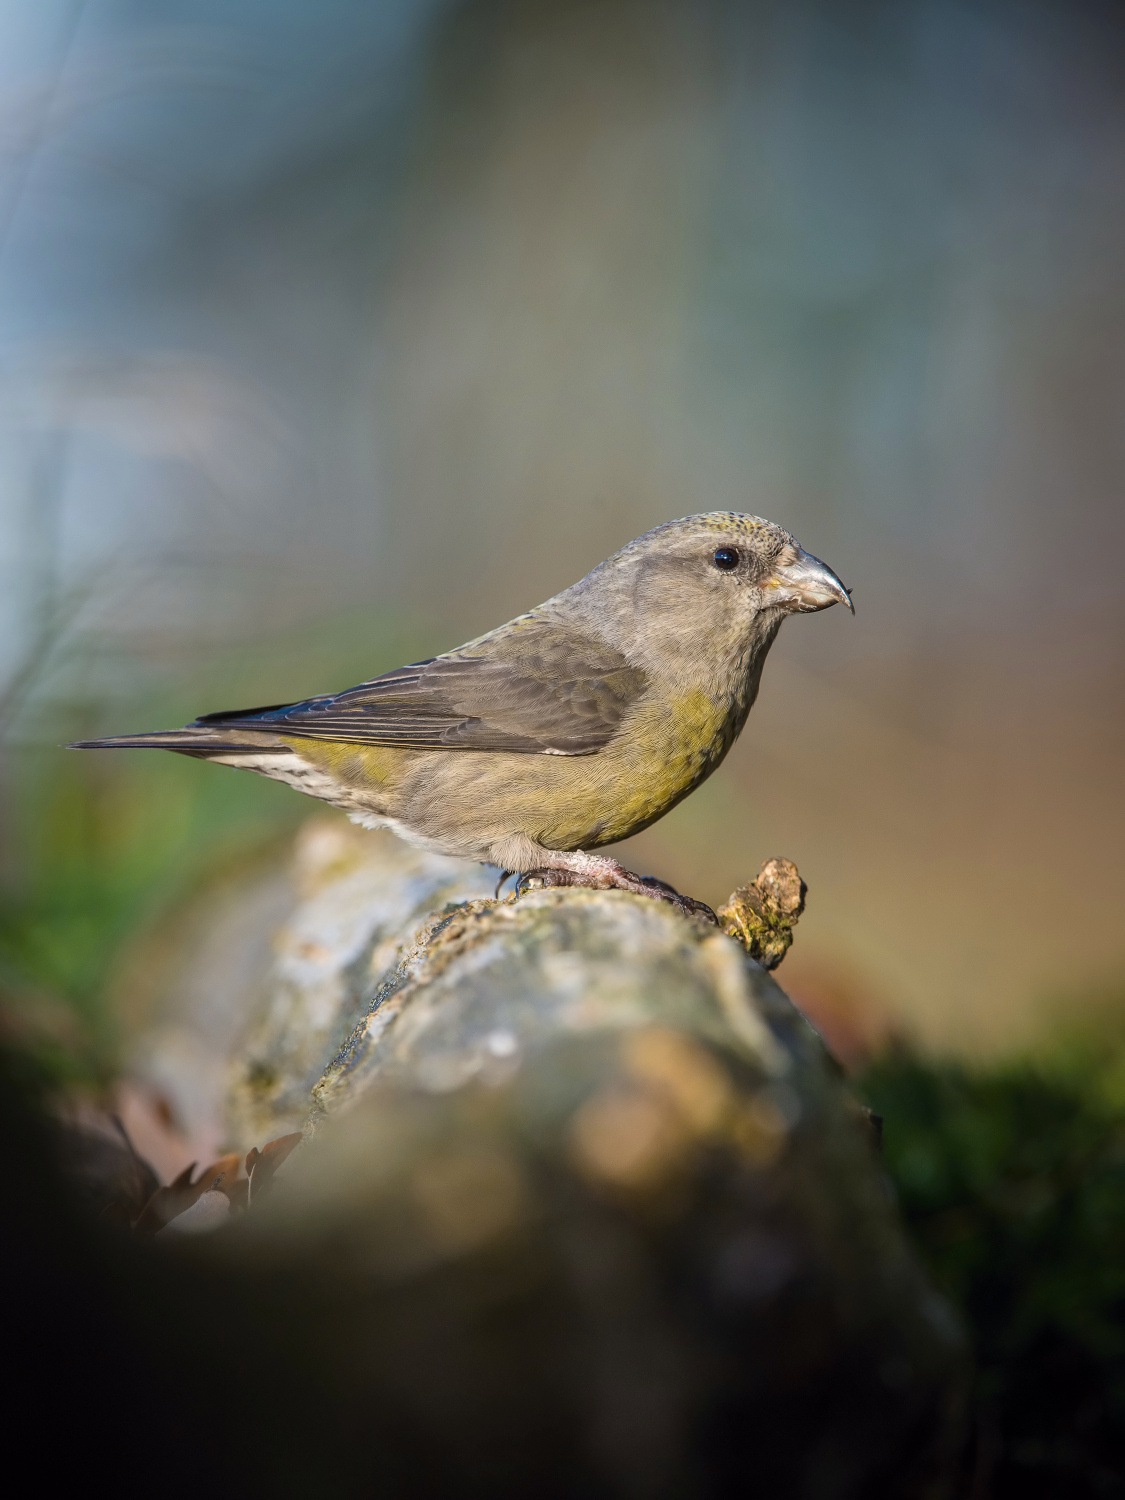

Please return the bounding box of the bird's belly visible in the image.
[395,688,736,856]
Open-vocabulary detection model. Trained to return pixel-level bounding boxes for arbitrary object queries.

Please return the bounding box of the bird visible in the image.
[72,513,851,919]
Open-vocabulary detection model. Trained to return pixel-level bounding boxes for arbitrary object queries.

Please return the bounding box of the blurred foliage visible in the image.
[0,740,298,1077]
[0,606,434,1078]
[861,1037,1125,1496]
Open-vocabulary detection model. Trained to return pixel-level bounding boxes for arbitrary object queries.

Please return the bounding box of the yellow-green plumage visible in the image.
[72,513,851,911]
[287,680,746,854]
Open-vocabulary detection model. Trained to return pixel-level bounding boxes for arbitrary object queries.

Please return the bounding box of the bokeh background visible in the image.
[2,0,1124,1071]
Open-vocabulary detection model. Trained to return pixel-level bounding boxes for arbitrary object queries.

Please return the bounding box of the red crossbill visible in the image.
[73,514,851,917]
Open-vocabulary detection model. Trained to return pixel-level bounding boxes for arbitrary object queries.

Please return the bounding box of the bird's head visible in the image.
[567,512,852,682]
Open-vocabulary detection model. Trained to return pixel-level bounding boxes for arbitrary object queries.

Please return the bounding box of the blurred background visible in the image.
[1,0,1123,1073]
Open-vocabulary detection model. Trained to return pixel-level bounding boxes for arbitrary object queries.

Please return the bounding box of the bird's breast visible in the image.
[547,684,742,848]
[628,684,741,784]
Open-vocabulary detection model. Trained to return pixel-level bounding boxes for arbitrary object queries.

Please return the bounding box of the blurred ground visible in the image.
[1,0,1124,1066]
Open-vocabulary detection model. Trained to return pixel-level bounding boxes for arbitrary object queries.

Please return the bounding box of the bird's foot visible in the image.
[516,855,717,925]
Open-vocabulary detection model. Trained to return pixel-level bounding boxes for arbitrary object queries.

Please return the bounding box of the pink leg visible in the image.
[515,849,717,923]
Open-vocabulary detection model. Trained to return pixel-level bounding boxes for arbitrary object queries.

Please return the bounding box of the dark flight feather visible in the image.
[68,728,295,754]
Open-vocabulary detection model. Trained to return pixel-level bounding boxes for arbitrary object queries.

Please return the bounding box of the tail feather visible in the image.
[69,728,294,756]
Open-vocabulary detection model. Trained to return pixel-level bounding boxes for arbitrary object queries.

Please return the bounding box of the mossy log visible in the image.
[113,820,968,1497]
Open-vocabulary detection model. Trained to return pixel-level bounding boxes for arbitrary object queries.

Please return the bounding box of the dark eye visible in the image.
[712,546,740,572]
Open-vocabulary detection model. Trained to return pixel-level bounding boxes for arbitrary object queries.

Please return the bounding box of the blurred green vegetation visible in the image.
[861,1038,1125,1496]
[0,606,436,1079]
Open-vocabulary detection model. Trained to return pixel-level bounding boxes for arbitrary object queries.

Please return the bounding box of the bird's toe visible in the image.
[514,861,717,924]
[616,869,718,924]
[515,868,580,895]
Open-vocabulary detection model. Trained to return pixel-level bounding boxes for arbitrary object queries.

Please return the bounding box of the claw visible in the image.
[671,894,719,924]
[514,864,718,924]
[637,874,717,922]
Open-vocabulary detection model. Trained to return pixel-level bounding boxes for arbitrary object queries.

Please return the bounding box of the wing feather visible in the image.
[194,621,648,756]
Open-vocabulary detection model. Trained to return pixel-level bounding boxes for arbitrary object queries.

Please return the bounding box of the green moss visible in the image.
[0,606,434,1078]
[860,1040,1125,1496]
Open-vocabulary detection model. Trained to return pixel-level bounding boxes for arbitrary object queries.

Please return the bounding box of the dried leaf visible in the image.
[133,1161,200,1236]
[133,1153,242,1234]
[246,1132,301,1206]
[197,1153,241,1194]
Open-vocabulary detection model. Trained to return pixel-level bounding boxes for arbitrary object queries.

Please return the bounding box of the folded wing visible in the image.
[193,621,648,756]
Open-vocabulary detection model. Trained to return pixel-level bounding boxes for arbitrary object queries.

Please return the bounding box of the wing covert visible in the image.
[194,622,648,756]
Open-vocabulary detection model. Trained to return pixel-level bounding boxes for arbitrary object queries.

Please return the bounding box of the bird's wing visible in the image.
[193,620,649,755]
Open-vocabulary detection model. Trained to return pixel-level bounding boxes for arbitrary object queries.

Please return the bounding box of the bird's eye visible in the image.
[712,546,740,572]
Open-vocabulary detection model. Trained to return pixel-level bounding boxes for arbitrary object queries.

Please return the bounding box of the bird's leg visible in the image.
[516,850,717,924]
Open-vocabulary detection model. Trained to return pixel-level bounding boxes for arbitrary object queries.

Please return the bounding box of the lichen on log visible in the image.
[718,856,807,970]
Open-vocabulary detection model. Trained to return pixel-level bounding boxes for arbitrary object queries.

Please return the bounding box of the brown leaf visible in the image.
[133,1153,243,1234]
[133,1161,199,1236]
[197,1153,241,1194]
[246,1132,302,1206]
